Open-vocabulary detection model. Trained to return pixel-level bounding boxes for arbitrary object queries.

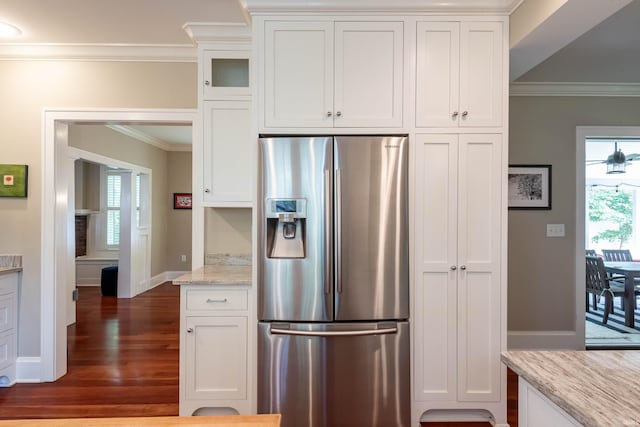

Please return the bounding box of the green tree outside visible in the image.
[588,188,633,249]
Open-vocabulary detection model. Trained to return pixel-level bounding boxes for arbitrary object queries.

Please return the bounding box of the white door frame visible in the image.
[575,125,640,348]
[42,108,199,381]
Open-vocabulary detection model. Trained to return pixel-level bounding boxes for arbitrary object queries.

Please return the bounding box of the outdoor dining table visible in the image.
[603,261,640,328]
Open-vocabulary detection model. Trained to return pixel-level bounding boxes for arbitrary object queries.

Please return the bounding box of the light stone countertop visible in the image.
[502,350,640,427]
[172,264,251,286]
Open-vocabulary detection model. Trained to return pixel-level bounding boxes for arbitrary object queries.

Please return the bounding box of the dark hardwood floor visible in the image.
[0,283,180,419]
[0,281,518,426]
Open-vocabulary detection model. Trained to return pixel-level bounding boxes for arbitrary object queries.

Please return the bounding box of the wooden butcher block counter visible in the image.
[0,415,280,427]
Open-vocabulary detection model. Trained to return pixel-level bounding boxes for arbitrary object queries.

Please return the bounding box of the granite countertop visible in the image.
[172,264,251,286]
[502,350,640,427]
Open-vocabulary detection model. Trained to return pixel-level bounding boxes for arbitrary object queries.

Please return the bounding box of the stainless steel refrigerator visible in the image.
[257,135,409,427]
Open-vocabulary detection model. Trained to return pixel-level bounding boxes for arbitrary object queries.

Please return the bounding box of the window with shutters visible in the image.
[106,171,121,248]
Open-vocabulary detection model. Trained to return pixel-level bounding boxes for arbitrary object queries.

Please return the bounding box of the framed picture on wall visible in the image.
[508,165,552,210]
[0,164,28,198]
[173,193,192,209]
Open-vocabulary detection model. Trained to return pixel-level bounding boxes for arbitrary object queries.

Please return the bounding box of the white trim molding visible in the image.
[510,82,640,97]
[0,44,197,62]
[16,357,42,383]
[244,0,520,14]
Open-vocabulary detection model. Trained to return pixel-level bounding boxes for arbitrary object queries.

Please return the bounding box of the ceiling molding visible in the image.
[183,22,252,44]
[245,0,520,14]
[0,44,197,62]
[510,82,640,97]
[106,125,192,152]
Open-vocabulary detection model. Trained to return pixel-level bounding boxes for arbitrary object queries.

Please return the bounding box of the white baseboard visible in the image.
[16,357,42,383]
[508,330,582,350]
[150,271,188,288]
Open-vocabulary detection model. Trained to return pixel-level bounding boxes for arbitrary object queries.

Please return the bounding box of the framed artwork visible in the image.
[0,164,28,198]
[508,165,552,210]
[173,193,192,209]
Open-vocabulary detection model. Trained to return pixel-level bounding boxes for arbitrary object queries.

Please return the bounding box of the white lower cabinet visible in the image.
[0,272,18,387]
[519,378,582,427]
[413,133,505,424]
[180,286,252,415]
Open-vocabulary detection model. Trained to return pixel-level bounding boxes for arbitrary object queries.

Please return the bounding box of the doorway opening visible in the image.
[577,127,640,349]
[42,109,198,382]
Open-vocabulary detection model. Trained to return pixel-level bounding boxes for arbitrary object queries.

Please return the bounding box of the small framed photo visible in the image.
[508,165,552,210]
[0,164,28,198]
[173,193,192,209]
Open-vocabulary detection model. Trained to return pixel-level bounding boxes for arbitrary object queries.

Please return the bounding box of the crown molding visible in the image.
[245,0,520,14]
[183,22,252,44]
[0,43,197,62]
[510,82,640,97]
[106,125,192,152]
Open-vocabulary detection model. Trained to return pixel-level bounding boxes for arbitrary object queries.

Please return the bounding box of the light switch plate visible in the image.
[547,224,565,237]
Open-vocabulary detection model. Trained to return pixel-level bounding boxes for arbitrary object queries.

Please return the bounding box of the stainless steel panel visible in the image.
[334,136,409,321]
[258,321,410,427]
[258,137,333,321]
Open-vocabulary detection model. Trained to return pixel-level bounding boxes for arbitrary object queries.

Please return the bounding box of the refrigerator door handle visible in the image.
[270,326,398,337]
[335,168,342,294]
[324,169,332,295]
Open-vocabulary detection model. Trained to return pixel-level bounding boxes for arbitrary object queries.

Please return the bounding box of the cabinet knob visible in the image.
[205,80,210,86]
[205,188,211,193]
[450,265,457,271]
[327,111,333,117]
[462,111,468,117]
[187,328,193,333]
[336,111,342,117]
[452,111,459,118]
[460,265,467,270]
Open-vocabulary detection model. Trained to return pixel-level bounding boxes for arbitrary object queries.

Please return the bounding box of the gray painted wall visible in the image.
[508,95,640,336]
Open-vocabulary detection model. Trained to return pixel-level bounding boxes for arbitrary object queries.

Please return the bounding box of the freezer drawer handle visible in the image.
[270,327,398,337]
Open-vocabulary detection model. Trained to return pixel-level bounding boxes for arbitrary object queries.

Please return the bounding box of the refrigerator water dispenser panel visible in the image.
[266,198,307,259]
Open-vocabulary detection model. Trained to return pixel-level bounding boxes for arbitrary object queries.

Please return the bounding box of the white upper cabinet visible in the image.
[202,100,253,207]
[263,20,403,129]
[416,20,503,128]
[202,50,251,100]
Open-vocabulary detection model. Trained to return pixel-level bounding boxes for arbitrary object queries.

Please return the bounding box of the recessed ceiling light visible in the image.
[0,21,22,38]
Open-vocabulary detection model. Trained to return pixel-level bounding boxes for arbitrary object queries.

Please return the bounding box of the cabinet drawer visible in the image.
[0,273,17,296]
[185,289,247,311]
[0,295,15,334]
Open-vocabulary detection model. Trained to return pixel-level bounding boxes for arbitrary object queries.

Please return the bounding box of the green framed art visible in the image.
[0,164,28,198]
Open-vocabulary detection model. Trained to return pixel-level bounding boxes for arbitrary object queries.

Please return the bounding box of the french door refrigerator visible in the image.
[257,135,409,427]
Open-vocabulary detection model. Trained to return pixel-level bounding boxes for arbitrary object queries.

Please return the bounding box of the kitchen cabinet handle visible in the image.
[450,265,457,271]
[336,111,342,117]
[452,111,459,118]
[460,265,467,270]
[204,188,211,193]
[270,327,398,337]
[187,328,193,333]
[205,80,210,86]
[462,111,468,117]
[327,111,333,117]
[206,298,228,303]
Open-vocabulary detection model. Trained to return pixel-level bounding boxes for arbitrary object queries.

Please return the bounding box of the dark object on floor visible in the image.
[100,265,118,296]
